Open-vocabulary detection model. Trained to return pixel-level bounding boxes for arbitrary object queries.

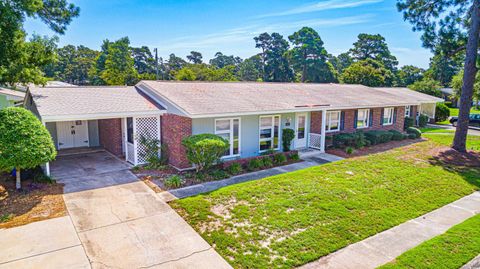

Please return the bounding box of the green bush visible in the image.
[418,114,429,127]
[406,127,422,138]
[289,152,300,161]
[444,101,453,108]
[226,163,242,175]
[333,131,366,149]
[0,107,57,189]
[182,134,229,172]
[345,146,355,155]
[389,130,404,141]
[402,134,409,140]
[404,116,415,129]
[435,103,450,122]
[273,153,287,164]
[262,156,273,168]
[282,128,295,152]
[210,169,228,180]
[364,130,393,145]
[164,175,183,188]
[247,158,263,171]
[408,133,417,139]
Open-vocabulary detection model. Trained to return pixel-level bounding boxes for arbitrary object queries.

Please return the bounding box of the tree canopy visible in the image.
[341,59,394,87]
[349,33,398,71]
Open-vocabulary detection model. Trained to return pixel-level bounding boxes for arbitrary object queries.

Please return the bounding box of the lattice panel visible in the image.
[126,143,135,164]
[135,116,160,164]
[309,133,322,149]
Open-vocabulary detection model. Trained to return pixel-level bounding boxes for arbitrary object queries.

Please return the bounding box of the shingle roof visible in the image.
[30,86,164,120]
[373,87,445,103]
[0,87,25,98]
[140,81,442,117]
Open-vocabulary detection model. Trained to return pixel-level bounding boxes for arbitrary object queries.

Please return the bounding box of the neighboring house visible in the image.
[25,81,442,174]
[0,88,25,109]
[439,88,459,107]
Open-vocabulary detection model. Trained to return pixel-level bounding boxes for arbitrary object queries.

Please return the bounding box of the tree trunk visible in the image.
[302,51,307,83]
[453,0,480,152]
[16,168,21,190]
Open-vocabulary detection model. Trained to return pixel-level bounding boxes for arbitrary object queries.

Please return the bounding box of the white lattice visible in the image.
[126,143,135,164]
[309,133,322,150]
[135,116,160,164]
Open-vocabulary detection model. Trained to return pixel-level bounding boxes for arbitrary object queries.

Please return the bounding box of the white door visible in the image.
[295,113,307,149]
[56,121,89,149]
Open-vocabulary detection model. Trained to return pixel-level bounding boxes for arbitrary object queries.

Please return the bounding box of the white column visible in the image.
[320,109,327,153]
[45,162,50,176]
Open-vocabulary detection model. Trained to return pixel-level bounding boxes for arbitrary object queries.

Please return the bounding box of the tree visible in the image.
[288,27,336,83]
[349,33,398,71]
[329,52,353,75]
[0,0,79,86]
[254,32,294,82]
[408,78,442,97]
[98,37,138,85]
[452,70,480,109]
[175,67,197,81]
[0,107,56,189]
[187,51,203,64]
[428,53,464,86]
[397,65,425,86]
[397,0,480,152]
[209,52,242,69]
[45,45,98,85]
[166,53,187,79]
[238,55,263,81]
[254,33,272,81]
[131,46,155,75]
[181,134,229,172]
[341,59,394,87]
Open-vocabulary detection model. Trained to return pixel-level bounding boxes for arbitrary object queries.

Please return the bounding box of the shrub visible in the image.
[406,127,422,138]
[404,117,415,129]
[182,134,229,172]
[261,148,276,156]
[273,153,287,164]
[247,158,263,171]
[408,133,417,139]
[333,131,366,149]
[402,134,409,140]
[282,128,295,152]
[418,114,429,127]
[345,146,355,155]
[364,130,393,145]
[289,152,300,161]
[389,130,404,141]
[0,107,57,189]
[138,135,163,167]
[210,169,228,180]
[262,156,273,168]
[435,103,450,122]
[164,175,183,188]
[226,162,242,175]
[444,101,453,108]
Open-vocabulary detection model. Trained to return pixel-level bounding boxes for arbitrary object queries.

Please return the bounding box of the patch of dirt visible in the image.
[0,173,66,229]
[327,139,425,158]
[429,147,480,167]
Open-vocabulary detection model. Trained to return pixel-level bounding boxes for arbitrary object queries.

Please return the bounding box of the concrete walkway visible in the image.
[300,191,480,269]
[3,150,231,269]
[462,254,480,269]
[163,152,342,200]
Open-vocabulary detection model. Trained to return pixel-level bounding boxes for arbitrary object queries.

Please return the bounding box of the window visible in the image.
[259,115,280,151]
[326,111,341,132]
[405,106,411,117]
[215,118,240,157]
[356,109,370,128]
[383,107,394,125]
[127,117,134,143]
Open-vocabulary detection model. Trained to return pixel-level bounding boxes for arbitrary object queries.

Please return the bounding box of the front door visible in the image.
[57,121,89,149]
[295,113,307,149]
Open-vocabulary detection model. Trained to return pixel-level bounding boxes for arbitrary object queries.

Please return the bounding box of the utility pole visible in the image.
[154,48,159,80]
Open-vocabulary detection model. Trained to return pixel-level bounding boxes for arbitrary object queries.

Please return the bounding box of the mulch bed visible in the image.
[327,138,426,158]
[0,173,66,229]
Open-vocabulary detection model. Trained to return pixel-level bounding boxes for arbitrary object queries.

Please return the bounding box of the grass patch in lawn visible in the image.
[419,127,455,133]
[380,214,480,269]
[171,140,480,268]
[0,173,66,229]
[423,133,480,151]
[437,107,480,125]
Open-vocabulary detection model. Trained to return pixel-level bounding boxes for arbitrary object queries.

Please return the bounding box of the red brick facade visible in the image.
[161,113,192,169]
[98,118,123,156]
[310,106,406,136]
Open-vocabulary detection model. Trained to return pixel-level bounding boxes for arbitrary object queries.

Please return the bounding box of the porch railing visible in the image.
[308,133,322,150]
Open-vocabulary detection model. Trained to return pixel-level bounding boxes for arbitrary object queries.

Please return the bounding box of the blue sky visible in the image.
[24,0,432,68]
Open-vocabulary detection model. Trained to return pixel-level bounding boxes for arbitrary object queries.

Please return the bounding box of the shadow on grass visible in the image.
[428,149,480,188]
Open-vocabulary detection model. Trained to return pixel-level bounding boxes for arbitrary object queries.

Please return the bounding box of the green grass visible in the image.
[379,214,480,269]
[423,133,480,151]
[171,140,480,268]
[419,127,455,133]
[437,107,480,125]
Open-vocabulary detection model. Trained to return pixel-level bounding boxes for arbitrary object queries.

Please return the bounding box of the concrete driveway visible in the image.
[51,150,231,268]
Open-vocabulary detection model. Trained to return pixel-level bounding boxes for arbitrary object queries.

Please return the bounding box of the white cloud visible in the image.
[258,0,383,18]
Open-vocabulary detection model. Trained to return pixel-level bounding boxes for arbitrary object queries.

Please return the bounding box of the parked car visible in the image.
[449,114,480,127]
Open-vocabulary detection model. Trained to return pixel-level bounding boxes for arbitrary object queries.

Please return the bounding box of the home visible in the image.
[0,87,25,109]
[24,81,442,174]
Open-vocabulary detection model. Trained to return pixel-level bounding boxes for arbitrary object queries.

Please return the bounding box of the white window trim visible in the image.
[405,105,411,117]
[215,117,241,158]
[356,109,370,129]
[259,115,281,152]
[326,111,341,133]
[383,107,394,126]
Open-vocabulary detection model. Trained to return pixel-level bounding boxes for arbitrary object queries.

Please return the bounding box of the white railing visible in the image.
[308,133,322,150]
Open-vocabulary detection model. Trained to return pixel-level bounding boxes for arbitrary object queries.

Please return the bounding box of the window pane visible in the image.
[297,116,305,139]
[217,133,230,156]
[216,119,230,132]
[127,117,133,144]
[233,139,239,155]
[329,111,339,121]
[260,140,272,151]
[260,117,273,128]
[330,121,339,130]
[260,128,272,139]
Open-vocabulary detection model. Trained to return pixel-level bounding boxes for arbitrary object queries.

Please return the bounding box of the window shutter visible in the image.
[354,110,358,129]
[340,111,345,131]
[380,109,384,126]
[393,108,398,124]
[369,110,373,127]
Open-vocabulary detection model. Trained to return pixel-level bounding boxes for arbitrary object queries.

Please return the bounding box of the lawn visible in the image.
[171,140,480,268]
[423,133,480,151]
[419,127,455,133]
[437,107,480,125]
[380,214,480,269]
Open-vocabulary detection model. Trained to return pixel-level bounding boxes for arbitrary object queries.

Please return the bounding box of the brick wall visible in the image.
[310,111,322,133]
[98,118,123,156]
[161,113,192,169]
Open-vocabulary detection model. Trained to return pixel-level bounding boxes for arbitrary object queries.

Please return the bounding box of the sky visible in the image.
[24,0,432,68]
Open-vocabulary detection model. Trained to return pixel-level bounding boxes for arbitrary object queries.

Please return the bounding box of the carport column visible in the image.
[320,109,326,153]
[41,121,51,176]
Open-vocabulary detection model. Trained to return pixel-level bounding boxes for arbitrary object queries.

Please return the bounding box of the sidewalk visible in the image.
[300,191,480,269]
